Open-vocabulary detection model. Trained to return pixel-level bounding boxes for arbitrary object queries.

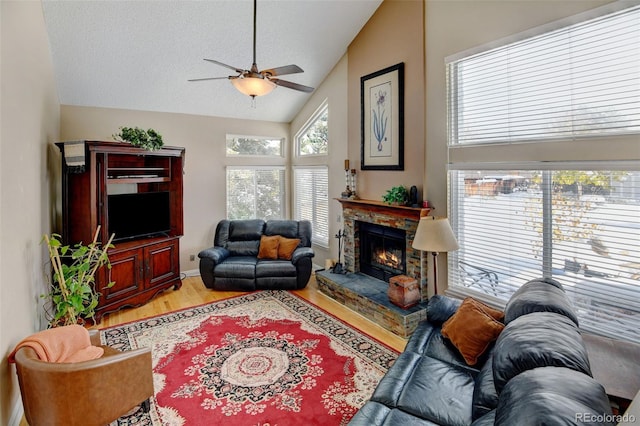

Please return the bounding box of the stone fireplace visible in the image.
[316,199,430,337]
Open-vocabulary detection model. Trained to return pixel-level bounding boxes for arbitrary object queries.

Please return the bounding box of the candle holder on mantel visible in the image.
[340,161,358,199]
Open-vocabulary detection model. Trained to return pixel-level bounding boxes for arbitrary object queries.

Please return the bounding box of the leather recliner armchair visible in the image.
[13,329,153,426]
[198,219,315,291]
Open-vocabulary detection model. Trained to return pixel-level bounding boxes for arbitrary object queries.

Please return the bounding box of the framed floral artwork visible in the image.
[360,62,404,170]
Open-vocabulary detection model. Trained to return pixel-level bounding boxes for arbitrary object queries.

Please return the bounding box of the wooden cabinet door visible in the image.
[102,248,144,303]
[144,238,179,289]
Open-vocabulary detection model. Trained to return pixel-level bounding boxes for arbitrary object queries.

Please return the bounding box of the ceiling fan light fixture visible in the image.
[231,76,276,98]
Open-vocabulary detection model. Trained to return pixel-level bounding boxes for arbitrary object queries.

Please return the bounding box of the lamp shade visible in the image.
[231,76,276,97]
[412,217,459,253]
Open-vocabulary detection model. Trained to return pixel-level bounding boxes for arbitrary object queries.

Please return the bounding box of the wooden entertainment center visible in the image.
[57,141,185,322]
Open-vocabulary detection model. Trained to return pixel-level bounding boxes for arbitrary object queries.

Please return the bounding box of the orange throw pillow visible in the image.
[257,235,279,260]
[468,297,505,322]
[441,297,505,365]
[277,236,301,260]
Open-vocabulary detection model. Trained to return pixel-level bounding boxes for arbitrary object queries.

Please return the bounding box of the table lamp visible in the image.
[412,216,459,295]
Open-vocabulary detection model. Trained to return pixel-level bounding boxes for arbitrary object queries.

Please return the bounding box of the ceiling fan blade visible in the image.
[203,59,245,74]
[271,78,314,93]
[261,64,304,77]
[188,76,231,82]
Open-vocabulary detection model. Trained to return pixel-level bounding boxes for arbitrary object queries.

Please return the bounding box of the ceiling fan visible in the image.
[189,0,314,99]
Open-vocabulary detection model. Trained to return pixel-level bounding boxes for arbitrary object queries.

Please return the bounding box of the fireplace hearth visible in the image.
[316,198,431,337]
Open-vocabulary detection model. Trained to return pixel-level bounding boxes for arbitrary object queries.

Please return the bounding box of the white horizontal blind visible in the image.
[226,167,285,220]
[293,167,329,246]
[448,169,640,343]
[447,4,640,343]
[447,5,640,145]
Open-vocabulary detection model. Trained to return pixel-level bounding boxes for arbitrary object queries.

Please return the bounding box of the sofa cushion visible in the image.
[426,295,462,325]
[256,260,297,277]
[492,312,591,393]
[504,277,579,326]
[264,220,299,239]
[349,401,441,426]
[229,219,265,241]
[495,367,613,426]
[277,236,301,260]
[226,240,260,256]
[470,410,495,426]
[472,353,498,420]
[441,298,505,366]
[371,351,476,426]
[257,235,279,260]
[213,256,257,279]
[403,321,482,371]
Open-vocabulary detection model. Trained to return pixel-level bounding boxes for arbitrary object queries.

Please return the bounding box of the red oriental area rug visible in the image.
[103,290,398,426]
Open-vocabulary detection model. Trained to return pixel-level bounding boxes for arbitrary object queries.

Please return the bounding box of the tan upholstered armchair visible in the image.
[13,330,153,426]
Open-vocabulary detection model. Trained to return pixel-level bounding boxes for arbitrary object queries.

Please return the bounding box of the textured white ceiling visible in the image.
[41,0,382,123]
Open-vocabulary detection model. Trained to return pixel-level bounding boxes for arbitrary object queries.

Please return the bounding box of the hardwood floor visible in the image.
[94,274,408,353]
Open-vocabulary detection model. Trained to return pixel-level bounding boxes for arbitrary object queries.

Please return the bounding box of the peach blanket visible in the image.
[9,324,104,363]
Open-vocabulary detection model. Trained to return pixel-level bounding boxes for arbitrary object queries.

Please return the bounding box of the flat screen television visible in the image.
[108,191,171,242]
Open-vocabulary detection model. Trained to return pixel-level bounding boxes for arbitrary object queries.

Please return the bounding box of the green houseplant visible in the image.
[382,185,409,206]
[113,126,164,151]
[42,227,115,327]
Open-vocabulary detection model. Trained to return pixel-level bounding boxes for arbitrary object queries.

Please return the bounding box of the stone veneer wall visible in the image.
[340,200,428,300]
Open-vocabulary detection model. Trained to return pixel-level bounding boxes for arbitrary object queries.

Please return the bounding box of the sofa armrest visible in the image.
[291,246,314,264]
[198,246,230,265]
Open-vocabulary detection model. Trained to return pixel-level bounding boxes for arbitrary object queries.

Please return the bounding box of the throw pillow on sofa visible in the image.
[278,236,301,260]
[257,235,280,260]
[441,297,505,365]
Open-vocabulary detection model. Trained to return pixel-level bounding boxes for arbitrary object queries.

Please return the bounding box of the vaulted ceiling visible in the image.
[42,0,383,123]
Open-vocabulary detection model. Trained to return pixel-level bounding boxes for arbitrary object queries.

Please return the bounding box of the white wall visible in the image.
[1,1,60,423]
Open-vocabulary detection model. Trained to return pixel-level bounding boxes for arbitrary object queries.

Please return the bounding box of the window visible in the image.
[226,167,285,220]
[226,135,283,157]
[295,101,328,156]
[294,167,329,246]
[446,5,640,343]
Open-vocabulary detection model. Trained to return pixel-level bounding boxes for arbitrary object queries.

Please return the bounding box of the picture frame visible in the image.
[361,62,404,170]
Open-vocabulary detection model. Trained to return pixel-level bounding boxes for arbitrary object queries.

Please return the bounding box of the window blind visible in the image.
[448,169,640,343]
[226,167,285,220]
[447,5,640,145]
[293,167,329,246]
[446,4,640,343]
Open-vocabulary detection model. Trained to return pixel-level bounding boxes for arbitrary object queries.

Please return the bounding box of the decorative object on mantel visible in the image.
[361,62,404,170]
[341,160,359,199]
[412,216,459,295]
[382,185,409,206]
[112,126,164,151]
[388,275,421,309]
[331,229,346,274]
[409,185,419,207]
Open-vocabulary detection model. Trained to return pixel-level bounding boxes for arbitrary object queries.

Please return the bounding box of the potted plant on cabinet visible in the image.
[42,227,115,327]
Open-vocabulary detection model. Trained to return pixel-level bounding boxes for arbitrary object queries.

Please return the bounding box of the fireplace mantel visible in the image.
[336,198,431,220]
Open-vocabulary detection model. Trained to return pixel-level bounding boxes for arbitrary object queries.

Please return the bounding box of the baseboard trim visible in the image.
[181,269,200,278]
